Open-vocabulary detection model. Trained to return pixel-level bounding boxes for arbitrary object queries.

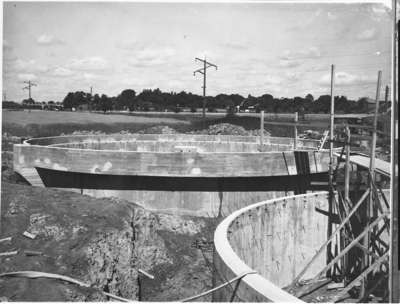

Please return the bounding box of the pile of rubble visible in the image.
[298,130,323,140]
[61,124,270,137]
[62,130,105,136]
[136,126,178,135]
[191,123,270,137]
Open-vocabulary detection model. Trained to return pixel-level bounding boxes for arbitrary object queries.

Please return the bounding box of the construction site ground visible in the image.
[1,119,391,302]
[0,180,216,302]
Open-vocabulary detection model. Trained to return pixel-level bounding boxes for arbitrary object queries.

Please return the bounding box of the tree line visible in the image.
[3,88,382,114]
[61,89,374,114]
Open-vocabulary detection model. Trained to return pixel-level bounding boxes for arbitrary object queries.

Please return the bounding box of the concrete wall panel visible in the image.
[213,192,330,302]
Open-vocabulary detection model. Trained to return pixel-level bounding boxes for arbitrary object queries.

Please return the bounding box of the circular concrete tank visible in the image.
[13,134,331,216]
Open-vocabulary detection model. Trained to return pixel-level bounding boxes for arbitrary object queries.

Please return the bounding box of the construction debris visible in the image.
[191,123,270,136]
[0,250,18,257]
[327,282,345,290]
[138,269,154,280]
[23,250,44,257]
[22,231,37,240]
[0,237,12,244]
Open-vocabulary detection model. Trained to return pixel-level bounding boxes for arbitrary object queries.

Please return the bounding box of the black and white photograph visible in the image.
[0,0,398,303]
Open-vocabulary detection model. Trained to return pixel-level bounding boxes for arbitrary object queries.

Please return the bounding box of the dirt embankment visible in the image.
[0,183,216,301]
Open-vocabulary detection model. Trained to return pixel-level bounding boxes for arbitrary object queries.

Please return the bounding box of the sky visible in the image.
[2,1,394,102]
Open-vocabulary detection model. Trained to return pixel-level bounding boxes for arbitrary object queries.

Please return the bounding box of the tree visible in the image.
[62,91,91,110]
[314,95,331,113]
[335,96,349,114]
[257,94,274,112]
[293,96,306,114]
[99,94,113,113]
[62,92,75,110]
[355,97,369,113]
[116,89,136,110]
[305,93,314,102]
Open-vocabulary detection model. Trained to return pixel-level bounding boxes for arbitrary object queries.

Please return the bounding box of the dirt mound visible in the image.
[0,183,215,302]
[191,123,270,137]
[137,126,178,135]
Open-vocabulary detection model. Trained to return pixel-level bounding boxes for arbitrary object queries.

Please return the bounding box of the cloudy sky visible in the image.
[2,1,393,102]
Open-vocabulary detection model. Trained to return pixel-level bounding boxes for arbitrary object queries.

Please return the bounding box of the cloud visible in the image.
[318,71,376,87]
[68,57,108,71]
[53,67,74,77]
[82,73,106,81]
[116,41,137,50]
[18,73,37,81]
[37,34,65,45]
[223,42,248,50]
[327,12,337,21]
[370,3,391,19]
[280,46,321,60]
[128,47,176,67]
[314,9,323,17]
[3,39,12,51]
[285,72,301,82]
[167,80,185,89]
[279,59,302,68]
[12,59,48,73]
[119,77,145,86]
[194,50,219,61]
[3,53,17,62]
[356,28,377,41]
[309,64,329,72]
[264,75,282,85]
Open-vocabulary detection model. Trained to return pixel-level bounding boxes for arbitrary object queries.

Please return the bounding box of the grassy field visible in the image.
[2,110,199,137]
[2,110,191,126]
[1,109,320,138]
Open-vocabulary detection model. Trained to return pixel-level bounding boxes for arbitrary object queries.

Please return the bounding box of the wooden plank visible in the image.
[296,213,388,298]
[334,154,391,178]
[332,251,389,302]
[291,189,370,286]
[318,131,329,151]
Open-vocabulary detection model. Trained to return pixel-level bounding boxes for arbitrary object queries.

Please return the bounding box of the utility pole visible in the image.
[22,80,37,100]
[3,91,6,101]
[389,7,399,303]
[89,86,93,112]
[384,85,389,106]
[193,57,217,118]
[327,64,335,277]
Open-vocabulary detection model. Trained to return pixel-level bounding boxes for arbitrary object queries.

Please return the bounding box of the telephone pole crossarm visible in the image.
[193,68,205,76]
[195,57,218,69]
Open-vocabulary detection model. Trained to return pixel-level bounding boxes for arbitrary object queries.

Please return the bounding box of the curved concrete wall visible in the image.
[24,134,321,148]
[213,192,330,302]
[14,134,331,216]
[15,134,330,177]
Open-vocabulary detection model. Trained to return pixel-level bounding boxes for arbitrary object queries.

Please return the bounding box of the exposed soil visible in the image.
[0,182,216,302]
